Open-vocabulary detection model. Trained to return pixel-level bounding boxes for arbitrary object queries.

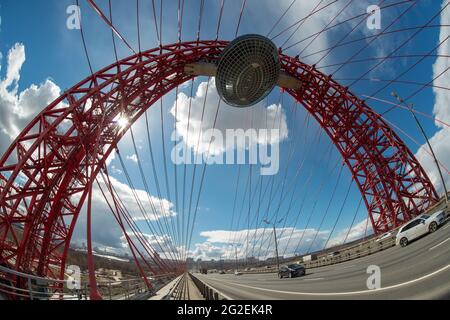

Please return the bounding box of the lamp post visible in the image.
[391,92,449,205]
[234,246,238,273]
[263,218,283,272]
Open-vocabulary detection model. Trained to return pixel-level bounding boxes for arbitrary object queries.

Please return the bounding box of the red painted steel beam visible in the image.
[0,40,438,298]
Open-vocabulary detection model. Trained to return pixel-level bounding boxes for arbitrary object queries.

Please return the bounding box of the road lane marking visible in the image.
[429,237,450,251]
[332,264,355,271]
[443,224,450,230]
[302,278,324,281]
[206,264,450,296]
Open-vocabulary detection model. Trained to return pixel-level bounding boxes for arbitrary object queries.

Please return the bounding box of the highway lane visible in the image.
[196,219,450,299]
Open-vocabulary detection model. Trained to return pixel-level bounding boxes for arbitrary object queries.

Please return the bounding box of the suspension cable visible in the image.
[96,172,166,275]
[115,149,180,263]
[367,37,450,102]
[342,198,364,245]
[136,0,141,52]
[319,53,450,71]
[216,0,225,40]
[151,0,160,46]
[86,0,137,54]
[279,0,325,50]
[377,114,450,174]
[314,0,386,66]
[98,169,177,271]
[185,99,223,260]
[230,94,284,259]
[297,0,354,58]
[76,0,93,75]
[323,178,355,250]
[363,95,450,128]
[283,0,413,53]
[346,2,448,88]
[271,0,338,41]
[185,77,212,259]
[235,0,247,37]
[266,0,297,38]
[306,163,345,254]
[129,126,181,261]
[293,147,340,254]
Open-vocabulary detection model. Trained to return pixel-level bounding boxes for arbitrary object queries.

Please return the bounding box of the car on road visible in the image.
[396,211,445,247]
[431,210,446,224]
[376,231,393,242]
[234,270,242,276]
[278,264,306,279]
[219,270,226,274]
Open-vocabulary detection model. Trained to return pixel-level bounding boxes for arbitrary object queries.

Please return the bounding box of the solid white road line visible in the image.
[206,264,450,296]
[429,237,450,251]
[302,278,324,281]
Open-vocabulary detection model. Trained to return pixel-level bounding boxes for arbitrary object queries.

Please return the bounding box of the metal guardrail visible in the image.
[163,274,185,300]
[0,264,173,300]
[189,273,228,300]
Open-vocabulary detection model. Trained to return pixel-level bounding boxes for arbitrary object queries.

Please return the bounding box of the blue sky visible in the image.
[1,0,449,261]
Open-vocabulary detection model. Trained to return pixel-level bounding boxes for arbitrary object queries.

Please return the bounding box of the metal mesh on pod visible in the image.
[216,34,280,107]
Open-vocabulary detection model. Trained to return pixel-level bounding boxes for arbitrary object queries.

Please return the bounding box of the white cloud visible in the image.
[189,216,372,261]
[0,43,62,153]
[0,43,180,259]
[261,1,379,64]
[325,218,371,248]
[93,175,176,222]
[120,232,179,258]
[415,3,450,196]
[71,174,178,256]
[126,154,138,163]
[170,78,288,157]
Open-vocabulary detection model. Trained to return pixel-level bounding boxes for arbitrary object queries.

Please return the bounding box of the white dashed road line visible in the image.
[429,237,450,251]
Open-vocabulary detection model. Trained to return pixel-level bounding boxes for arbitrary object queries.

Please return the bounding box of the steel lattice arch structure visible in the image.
[0,40,439,287]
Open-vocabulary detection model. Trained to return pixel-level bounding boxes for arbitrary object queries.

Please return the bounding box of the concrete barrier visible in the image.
[189,273,228,300]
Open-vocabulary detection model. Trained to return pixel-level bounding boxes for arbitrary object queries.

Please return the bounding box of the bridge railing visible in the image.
[189,273,227,300]
[0,265,174,300]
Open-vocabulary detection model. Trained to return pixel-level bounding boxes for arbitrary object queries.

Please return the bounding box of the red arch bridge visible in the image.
[0,40,438,298]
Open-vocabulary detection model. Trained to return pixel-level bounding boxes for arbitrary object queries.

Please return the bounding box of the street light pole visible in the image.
[391,92,449,205]
[272,224,280,272]
[235,246,238,272]
[264,218,283,272]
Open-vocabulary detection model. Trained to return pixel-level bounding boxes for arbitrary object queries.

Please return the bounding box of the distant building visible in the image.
[95,268,122,279]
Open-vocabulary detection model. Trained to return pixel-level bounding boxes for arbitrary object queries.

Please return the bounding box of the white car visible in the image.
[396,211,445,247]
[376,232,393,242]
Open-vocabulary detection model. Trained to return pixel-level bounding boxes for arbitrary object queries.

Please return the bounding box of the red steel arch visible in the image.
[0,40,438,283]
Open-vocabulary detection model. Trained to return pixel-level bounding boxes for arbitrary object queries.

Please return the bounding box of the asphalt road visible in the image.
[196,219,450,299]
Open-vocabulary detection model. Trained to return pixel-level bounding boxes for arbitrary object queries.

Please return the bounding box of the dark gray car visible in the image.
[278,264,306,278]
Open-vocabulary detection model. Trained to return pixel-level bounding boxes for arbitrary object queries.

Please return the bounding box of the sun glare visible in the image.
[117,115,129,129]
